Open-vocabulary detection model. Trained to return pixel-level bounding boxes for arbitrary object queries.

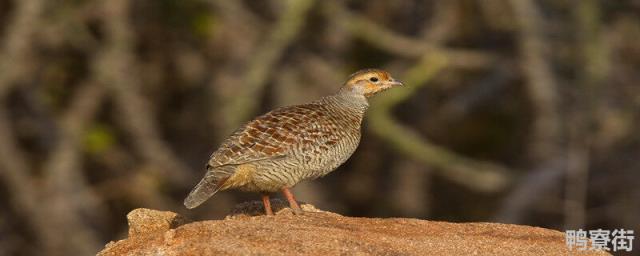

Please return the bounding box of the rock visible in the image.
[99,202,610,256]
[126,208,190,237]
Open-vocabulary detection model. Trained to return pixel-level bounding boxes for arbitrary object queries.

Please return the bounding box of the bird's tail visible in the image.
[183,172,228,209]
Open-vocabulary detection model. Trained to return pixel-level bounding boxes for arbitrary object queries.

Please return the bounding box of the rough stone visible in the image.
[126,208,190,237]
[99,202,610,256]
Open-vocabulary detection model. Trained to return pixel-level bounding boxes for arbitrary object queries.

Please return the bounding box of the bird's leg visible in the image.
[261,193,274,215]
[281,187,303,214]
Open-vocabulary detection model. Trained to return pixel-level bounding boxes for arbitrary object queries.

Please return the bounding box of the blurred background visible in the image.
[0,0,639,255]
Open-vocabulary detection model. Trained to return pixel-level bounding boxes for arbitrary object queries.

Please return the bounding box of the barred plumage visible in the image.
[184,69,403,214]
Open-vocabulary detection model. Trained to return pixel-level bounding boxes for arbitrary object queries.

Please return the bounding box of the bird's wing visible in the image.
[207,102,340,168]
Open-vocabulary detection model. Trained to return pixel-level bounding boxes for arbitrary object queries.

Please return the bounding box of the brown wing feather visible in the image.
[207,102,334,168]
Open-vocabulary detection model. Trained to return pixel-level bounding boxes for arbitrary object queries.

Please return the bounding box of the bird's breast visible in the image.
[297,126,362,179]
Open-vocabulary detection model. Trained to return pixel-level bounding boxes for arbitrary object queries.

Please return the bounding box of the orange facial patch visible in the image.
[365,83,379,92]
[378,71,390,81]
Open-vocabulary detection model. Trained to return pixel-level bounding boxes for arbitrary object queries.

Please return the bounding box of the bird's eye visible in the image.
[369,77,379,82]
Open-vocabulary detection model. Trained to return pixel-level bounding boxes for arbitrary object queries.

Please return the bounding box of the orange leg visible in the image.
[262,194,274,215]
[281,188,302,214]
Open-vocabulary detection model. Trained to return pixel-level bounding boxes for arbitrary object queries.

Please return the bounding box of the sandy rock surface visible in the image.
[99,200,609,256]
[126,208,190,237]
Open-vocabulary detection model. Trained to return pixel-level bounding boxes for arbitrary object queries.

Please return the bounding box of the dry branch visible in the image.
[510,0,561,162]
[0,0,55,253]
[41,83,106,255]
[564,0,609,230]
[225,0,316,127]
[326,1,496,69]
[369,53,511,192]
[98,0,189,185]
[206,0,263,137]
[324,1,513,192]
[0,109,54,253]
[0,0,42,98]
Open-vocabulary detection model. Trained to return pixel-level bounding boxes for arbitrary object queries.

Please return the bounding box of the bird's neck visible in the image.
[323,91,369,117]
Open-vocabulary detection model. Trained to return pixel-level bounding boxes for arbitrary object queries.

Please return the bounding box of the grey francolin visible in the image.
[184,69,403,215]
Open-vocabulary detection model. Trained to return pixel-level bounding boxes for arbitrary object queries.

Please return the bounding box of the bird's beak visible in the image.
[388,79,404,87]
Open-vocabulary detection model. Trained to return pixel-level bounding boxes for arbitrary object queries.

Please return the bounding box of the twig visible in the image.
[317,1,513,192]
[390,161,431,217]
[41,82,106,255]
[225,0,316,127]
[325,1,496,68]
[0,0,42,98]
[510,0,561,162]
[369,53,512,192]
[564,0,608,230]
[98,0,189,185]
[325,0,429,58]
[432,64,515,124]
[0,0,56,253]
[0,109,54,254]
[207,0,264,136]
[495,159,565,222]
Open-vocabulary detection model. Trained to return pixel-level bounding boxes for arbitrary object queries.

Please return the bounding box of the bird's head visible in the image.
[341,69,403,98]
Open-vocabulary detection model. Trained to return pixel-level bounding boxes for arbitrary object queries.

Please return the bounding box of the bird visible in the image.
[184,68,403,215]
